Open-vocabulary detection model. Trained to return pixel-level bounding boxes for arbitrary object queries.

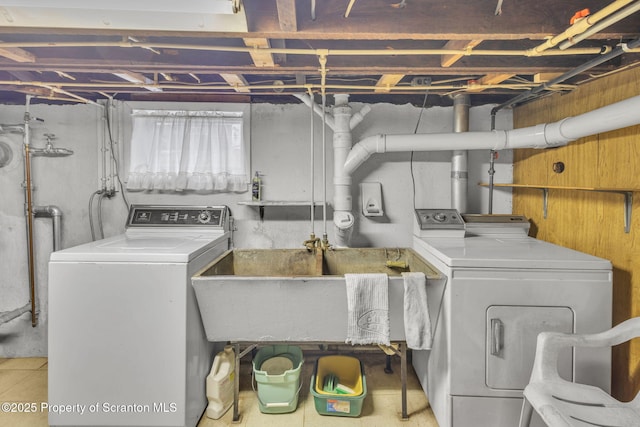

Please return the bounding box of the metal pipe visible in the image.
[33,205,63,251]
[309,90,315,236]
[528,0,636,54]
[23,116,37,327]
[321,93,328,239]
[451,94,470,213]
[491,37,640,113]
[559,1,640,50]
[0,303,31,325]
[487,151,497,214]
[0,40,630,57]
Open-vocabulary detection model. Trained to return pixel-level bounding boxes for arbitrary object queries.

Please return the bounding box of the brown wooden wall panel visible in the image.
[513,66,640,401]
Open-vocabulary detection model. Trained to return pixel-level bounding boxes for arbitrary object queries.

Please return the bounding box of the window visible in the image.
[126,110,248,192]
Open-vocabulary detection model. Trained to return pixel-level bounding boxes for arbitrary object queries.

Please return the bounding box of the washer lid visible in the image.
[50,231,229,263]
[414,235,611,270]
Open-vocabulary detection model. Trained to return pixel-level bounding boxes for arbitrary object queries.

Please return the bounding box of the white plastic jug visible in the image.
[205,345,235,419]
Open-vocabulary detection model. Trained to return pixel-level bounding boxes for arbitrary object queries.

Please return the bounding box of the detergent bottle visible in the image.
[251,171,262,201]
[206,345,235,419]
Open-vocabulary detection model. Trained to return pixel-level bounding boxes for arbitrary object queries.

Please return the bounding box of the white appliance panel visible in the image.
[48,205,230,427]
[411,213,612,427]
[49,231,229,263]
[49,262,188,426]
[414,235,611,270]
[485,305,574,390]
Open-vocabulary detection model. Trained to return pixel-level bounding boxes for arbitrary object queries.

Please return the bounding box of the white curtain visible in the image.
[126,110,248,192]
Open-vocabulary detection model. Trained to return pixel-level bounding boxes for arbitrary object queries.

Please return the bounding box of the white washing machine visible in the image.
[411,210,612,427]
[48,205,231,427]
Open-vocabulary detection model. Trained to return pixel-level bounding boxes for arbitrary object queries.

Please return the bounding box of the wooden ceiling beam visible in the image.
[219,73,250,92]
[374,74,405,93]
[243,38,275,67]
[244,0,640,41]
[468,73,516,92]
[0,45,36,63]
[275,0,297,32]
[441,40,483,68]
[533,72,565,83]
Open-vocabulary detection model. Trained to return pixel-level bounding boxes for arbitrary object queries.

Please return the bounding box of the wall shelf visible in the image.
[238,200,325,207]
[480,183,638,233]
[237,200,326,220]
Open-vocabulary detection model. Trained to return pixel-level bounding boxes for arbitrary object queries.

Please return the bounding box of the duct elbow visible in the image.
[350,105,371,130]
[344,134,386,175]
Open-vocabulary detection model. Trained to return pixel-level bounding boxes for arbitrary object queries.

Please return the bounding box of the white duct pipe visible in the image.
[332,94,356,247]
[294,92,371,247]
[451,94,470,213]
[345,94,640,175]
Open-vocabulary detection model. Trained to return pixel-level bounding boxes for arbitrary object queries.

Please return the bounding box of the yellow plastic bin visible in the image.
[310,355,367,417]
[252,345,303,414]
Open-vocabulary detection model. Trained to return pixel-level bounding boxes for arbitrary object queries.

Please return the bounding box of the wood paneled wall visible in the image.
[512,66,640,401]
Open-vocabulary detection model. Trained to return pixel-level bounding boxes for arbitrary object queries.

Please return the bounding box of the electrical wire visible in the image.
[88,190,105,241]
[103,101,130,211]
[410,90,430,211]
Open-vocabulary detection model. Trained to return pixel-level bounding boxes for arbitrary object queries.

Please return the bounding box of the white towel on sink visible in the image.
[345,273,390,346]
[402,272,432,350]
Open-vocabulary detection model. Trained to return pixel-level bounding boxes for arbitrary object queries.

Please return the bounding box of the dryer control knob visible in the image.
[198,211,211,224]
[433,212,447,222]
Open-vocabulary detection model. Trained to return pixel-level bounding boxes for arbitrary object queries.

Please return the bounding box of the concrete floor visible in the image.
[0,351,438,426]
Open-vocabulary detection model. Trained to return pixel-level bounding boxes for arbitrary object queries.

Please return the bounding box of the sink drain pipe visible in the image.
[344,94,640,175]
[294,93,371,247]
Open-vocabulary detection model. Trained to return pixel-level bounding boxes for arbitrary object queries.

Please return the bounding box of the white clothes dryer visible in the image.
[48,205,231,427]
[411,210,612,427]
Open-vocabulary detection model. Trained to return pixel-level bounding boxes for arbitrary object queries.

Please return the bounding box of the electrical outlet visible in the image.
[410,77,432,87]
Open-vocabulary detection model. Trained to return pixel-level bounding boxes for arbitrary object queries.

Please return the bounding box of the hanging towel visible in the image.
[345,273,390,346]
[402,272,432,350]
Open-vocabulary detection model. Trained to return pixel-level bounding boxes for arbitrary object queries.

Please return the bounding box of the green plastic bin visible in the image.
[310,355,367,417]
[252,345,303,414]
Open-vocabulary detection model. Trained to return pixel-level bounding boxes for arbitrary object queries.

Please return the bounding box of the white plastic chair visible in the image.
[519,317,640,427]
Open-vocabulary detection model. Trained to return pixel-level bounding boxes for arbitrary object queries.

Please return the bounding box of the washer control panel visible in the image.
[127,205,228,228]
[415,209,465,230]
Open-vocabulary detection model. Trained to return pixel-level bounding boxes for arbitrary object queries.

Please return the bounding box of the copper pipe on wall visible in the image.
[23,140,37,327]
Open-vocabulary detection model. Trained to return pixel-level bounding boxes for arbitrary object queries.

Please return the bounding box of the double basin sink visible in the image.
[191,248,444,342]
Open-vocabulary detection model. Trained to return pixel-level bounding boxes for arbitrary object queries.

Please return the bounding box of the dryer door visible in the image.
[485,305,574,390]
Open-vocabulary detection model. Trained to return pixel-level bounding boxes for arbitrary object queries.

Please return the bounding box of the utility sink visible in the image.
[191,248,444,342]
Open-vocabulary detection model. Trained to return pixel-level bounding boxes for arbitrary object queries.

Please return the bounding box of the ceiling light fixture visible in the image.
[0,0,248,32]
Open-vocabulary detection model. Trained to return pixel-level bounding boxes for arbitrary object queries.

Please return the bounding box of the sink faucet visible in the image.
[303,233,320,250]
[321,233,331,251]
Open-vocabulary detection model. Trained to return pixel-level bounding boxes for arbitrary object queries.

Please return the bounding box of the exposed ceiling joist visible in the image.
[0,45,36,63]
[374,74,405,93]
[243,38,276,67]
[276,0,297,32]
[533,72,566,82]
[441,40,484,68]
[219,73,250,92]
[468,73,516,92]
[0,0,638,105]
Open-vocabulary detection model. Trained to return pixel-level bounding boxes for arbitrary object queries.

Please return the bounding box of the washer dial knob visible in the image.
[198,210,211,224]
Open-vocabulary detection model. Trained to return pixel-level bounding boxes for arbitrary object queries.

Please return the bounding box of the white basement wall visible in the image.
[0,99,512,357]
